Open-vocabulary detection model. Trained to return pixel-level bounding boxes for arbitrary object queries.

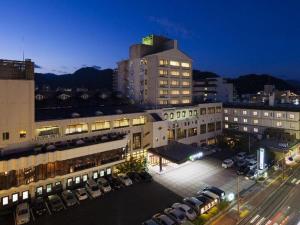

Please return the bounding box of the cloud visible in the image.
[34,63,42,69]
[51,69,68,74]
[148,16,192,38]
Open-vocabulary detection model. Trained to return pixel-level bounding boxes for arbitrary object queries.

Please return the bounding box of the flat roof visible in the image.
[148,141,202,164]
[35,104,145,121]
[224,103,300,112]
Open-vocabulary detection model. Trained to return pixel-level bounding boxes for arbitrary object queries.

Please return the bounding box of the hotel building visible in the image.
[115,34,192,106]
[0,59,222,208]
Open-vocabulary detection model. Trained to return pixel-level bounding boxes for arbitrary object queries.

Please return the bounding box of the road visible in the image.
[238,166,300,225]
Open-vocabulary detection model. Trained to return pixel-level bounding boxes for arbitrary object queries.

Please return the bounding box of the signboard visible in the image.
[142,34,154,46]
[258,148,265,170]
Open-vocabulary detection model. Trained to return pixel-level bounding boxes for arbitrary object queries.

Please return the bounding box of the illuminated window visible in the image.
[170,100,179,104]
[36,126,59,137]
[182,81,190,86]
[164,113,168,120]
[159,80,168,86]
[106,168,112,175]
[216,107,222,113]
[170,60,180,66]
[182,99,190,104]
[264,112,269,117]
[159,69,168,76]
[67,178,72,186]
[171,80,179,86]
[243,118,248,123]
[254,128,258,133]
[22,191,29,200]
[19,130,27,138]
[177,111,181,118]
[243,127,248,131]
[159,100,168,105]
[2,196,8,206]
[170,113,174,119]
[170,70,180,76]
[253,111,258,116]
[113,118,130,128]
[65,123,88,135]
[132,116,146,126]
[82,174,88,182]
[224,124,229,128]
[182,72,190,77]
[93,171,98,179]
[242,110,247,115]
[234,117,238,122]
[159,89,168,95]
[181,62,190,68]
[224,117,229,121]
[91,121,110,131]
[276,113,282,118]
[36,186,43,195]
[276,121,282,127]
[100,170,105,177]
[171,90,180,95]
[182,111,186,117]
[182,90,190,95]
[289,114,295,119]
[46,184,52,193]
[253,119,259,124]
[75,176,81,184]
[159,59,168,66]
[224,109,228,114]
[12,193,18,203]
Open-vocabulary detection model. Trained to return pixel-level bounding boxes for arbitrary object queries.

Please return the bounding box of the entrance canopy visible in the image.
[148,141,203,164]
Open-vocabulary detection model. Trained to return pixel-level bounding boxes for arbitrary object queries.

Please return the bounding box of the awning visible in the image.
[148,141,203,164]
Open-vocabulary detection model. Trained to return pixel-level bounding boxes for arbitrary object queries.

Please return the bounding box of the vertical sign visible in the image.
[258,148,265,170]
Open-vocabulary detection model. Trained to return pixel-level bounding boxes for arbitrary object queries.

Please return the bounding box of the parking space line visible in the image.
[45,202,52,215]
[30,208,36,222]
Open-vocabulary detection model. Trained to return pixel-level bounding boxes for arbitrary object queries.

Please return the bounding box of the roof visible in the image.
[35,104,145,121]
[148,141,202,164]
[224,103,300,112]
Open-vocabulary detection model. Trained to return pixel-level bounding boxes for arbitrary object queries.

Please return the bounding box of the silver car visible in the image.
[62,190,77,207]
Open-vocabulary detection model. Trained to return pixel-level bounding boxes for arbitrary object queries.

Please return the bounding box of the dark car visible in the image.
[106,175,123,190]
[48,194,64,212]
[203,186,225,200]
[139,171,152,182]
[237,165,250,175]
[127,172,141,183]
[32,197,47,216]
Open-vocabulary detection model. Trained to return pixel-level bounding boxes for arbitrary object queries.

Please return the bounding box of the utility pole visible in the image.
[236,175,240,224]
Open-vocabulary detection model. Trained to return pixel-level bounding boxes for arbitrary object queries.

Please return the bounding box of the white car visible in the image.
[118,174,133,186]
[16,203,30,225]
[172,203,197,221]
[75,188,88,201]
[86,179,101,198]
[97,177,112,193]
[222,159,234,168]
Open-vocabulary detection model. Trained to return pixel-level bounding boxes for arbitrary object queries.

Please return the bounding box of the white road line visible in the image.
[250,214,260,223]
[45,202,52,215]
[256,217,265,225]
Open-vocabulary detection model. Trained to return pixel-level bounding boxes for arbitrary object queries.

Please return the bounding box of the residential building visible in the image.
[115,34,192,106]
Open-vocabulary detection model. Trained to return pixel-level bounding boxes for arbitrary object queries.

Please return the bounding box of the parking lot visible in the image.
[151,157,256,198]
[2,181,182,225]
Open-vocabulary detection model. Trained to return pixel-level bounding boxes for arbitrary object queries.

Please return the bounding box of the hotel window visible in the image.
[65,123,88,135]
[243,118,248,123]
[276,121,282,127]
[93,171,98,179]
[200,124,206,134]
[224,117,229,121]
[216,121,222,130]
[242,110,247,115]
[253,119,259,124]
[276,113,282,118]
[75,176,81,184]
[224,109,228,114]
[170,70,180,76]
[159,100,168,105]
[182,111,186,118]
[132,116,146,126]
[253,111,258,116]
[171,90,180,95]
[264,112,269,117]
[36,186,43,195]
[113,118,130,128]
[132,133,142,150]
[159,59,168,66]
[67,178,73,187]
[159,80,168,86]
[91,121,110,131]
[2,132,9,141]
[243,127,248,132]
[170,99,179,104]
[224,124,229,129]
[2,196,8,206]
[177,111,181,118]
[188,128,197,137]
[289,114,295,119]
[181,62,190,68]
[254,128,258,133]
[46,184,52,193]
[194,110,198,116]
[216,107,222,113]
[182,90,190,95]
[22,191,29,200]
[189,110,193,116]
[12,193,18,203]
[182,81,190,86]
[182,71,190,77]
[19,130,27,138]
[83,174,88,182]
[164,113,168,120]
[182,99,190,104]
[208,107,215,114]
[159,69,168,76]
[170,113,174,119]
[234,117,238,122]
[170,60,180,66]
[208,123,215,132]
[171,80,179,86]
[159,89,168,95]
[36,126,59,137]
[200,108,206,115]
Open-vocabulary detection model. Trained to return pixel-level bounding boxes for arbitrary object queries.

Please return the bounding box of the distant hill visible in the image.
[193,70,219,80]
[35,67,113,91]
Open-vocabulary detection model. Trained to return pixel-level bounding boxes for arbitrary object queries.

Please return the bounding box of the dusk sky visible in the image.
[1,0,300,79]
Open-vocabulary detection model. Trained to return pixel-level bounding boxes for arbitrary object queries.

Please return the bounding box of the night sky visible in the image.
[0,0,299,79]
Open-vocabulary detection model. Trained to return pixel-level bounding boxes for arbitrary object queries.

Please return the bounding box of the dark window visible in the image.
[200,124,206,134]
[132,133,142,150]
[200,108,206,115]
[208,122,215,132]
[2,132,9,141]
[216,121,222,130]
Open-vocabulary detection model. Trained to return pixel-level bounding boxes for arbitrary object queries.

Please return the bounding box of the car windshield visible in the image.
[19,209,28,215]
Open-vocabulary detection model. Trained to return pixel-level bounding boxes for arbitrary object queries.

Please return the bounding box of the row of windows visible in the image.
[159,69,190,77]
[224,109,296,119]
[159,59,191,68]
[159,89,191,95]
[2,131,27,141]
[163,107,222,120]
[159,80,191,86]
[159,99,191,105]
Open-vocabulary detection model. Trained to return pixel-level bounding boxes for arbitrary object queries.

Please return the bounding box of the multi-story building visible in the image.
[0,59,222,208]
[223,103,300,139]
[193,74,234,103]
[116,34,192,106]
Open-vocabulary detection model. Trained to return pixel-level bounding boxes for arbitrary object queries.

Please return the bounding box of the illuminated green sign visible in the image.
[142,34,154,46]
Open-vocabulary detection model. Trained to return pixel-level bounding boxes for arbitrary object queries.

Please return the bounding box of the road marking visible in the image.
[45,202,52,215]
[255,217,265,225]
[250,214,260,223]
[30,208,35,222]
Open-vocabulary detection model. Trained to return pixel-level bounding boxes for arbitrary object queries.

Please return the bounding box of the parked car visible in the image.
[118,174,133,186]
[61,190,77,207]
[222,159,234,168]
[86,179,101,198]
[16,202,30,225]
[127,172,142,183]
[183,197,203,214]
[106,175,123,190]
[245,154,256,162]
[97,177,112,193]
[152,213,178,225]
[236,152,247,161]
[48,194,64,212]
[164,207,187,224]
[142,219,160,225]
[172,203,197,221]
[202,186,225,200]
[236,159,247,167]
[237,165,250,175]
[31,197,47,216]
[75,188,88,201]
[139,171,153,182]
[247,160,257,170]
[246,169,258,180]
[201,190,219,203]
